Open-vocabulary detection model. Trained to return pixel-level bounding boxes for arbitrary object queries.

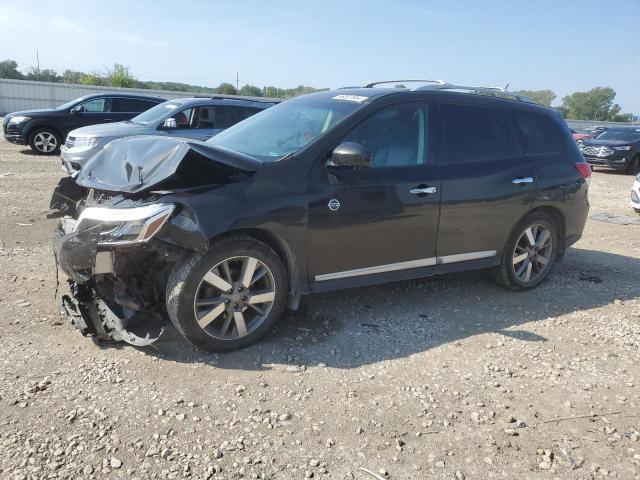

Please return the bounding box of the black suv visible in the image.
[578,127,640,174]
[3,93,165,155]
[51,81,591,352]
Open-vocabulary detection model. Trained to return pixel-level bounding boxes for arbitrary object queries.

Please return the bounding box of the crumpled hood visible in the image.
[69,121,149,137]
[76,136,262,193]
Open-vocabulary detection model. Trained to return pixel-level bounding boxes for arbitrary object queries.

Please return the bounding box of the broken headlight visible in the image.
[77,203,174,245]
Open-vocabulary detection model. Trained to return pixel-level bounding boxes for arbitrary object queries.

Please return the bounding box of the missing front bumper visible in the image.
[54,218,167,347]
[61,281,165,346]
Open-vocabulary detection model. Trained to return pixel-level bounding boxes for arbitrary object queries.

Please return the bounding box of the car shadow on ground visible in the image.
[102,247,640,370]
[18,149,41,156]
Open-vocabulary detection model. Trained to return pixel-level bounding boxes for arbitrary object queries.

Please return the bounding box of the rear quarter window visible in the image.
[512,110,566,154]
[440,103,512,163]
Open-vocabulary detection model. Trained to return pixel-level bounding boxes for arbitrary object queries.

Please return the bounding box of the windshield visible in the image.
[131,101,182,125]
[206,94,364,161]
[56,97,88,111]
[596,128,640,142]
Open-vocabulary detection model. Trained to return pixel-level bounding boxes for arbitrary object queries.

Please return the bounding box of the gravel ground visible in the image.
[1,129,639,480]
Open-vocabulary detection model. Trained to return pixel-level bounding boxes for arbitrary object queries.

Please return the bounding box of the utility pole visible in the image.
[236,73,239,92]
[36,49,40,74]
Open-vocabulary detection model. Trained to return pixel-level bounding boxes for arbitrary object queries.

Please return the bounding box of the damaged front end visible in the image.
[53,205,179,346]
[51,136,259,346]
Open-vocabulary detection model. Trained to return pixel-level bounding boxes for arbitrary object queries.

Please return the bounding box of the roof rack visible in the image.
[364,79,446,88]
[363,79,535,103]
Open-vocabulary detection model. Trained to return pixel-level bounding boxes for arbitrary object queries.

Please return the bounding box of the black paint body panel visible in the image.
[53,89,590,298]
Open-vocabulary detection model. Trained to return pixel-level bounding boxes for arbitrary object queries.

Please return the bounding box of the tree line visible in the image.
[0,59,634,121]
[514,88,633,122]
[0,59,327,99]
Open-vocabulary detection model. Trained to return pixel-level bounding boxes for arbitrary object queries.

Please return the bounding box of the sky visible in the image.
[1,0,639,113]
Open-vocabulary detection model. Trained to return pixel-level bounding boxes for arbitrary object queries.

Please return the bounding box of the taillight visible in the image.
[575,162,592,185]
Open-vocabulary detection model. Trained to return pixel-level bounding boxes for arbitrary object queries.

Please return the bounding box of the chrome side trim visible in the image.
[437,250,497,264]
[314,250,498,282]
[314,257,437,282]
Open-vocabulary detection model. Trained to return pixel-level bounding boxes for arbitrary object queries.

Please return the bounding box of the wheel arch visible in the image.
[207,228,302,308]
[519,206,567,255]
[27,124,64,143]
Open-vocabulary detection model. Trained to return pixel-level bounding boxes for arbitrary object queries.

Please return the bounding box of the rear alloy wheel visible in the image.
[29,128,60,155]
[492,212,559,290]
[511,224,554,284]
[166,237,287,352]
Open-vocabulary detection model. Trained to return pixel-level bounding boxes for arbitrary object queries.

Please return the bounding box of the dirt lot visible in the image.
[1,130,639,480]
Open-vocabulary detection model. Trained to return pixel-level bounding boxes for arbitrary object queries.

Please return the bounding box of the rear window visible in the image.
[513,110,565,154]
[440,104,511,163]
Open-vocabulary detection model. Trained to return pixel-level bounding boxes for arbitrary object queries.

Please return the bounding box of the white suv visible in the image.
[632,174,640,214]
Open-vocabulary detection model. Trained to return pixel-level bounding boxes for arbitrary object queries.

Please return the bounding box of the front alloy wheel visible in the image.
[166,236,287,352]
[194,256,276,340]
[30,129,60,154]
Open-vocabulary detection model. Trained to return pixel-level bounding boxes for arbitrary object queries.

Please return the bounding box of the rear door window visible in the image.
[512,110,565,154]
[213,106,249,129]
[236,106,263,122]
[194,106,216,129]
[440,103,511,163]
[112,98,158,113]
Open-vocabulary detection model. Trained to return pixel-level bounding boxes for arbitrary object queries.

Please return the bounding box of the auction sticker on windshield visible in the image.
[331,94,368,103]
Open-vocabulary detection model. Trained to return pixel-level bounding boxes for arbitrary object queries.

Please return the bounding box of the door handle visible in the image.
[512,177,534,185]
[409,186,437,195]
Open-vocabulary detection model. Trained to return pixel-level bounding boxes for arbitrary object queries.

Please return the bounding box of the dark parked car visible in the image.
[60,97,276,173]
[50,81,590,352]
[578,127,640,174]
[3,93,165,154]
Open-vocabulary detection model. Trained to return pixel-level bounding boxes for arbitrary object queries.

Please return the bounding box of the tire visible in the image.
[166,235,288,352]
[626,155,640,175]
[28,127,61,155]
[491,212,559,291]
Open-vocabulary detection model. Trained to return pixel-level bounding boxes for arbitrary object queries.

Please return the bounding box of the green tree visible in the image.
[515,89,556,107]
[61,69,85,84]
[0,59,24,79]
[216,82,237,95]
[263,86,285,98]
[239,84,263,97]
[80,72,105,86]
[25,66,60,82]
[106,64,135,88]
[612,111,633,122]
[561,87,617,120]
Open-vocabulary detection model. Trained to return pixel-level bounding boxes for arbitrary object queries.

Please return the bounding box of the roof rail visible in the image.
[191,94,282,103]
[363,79,446,88]
[412,83,535,103]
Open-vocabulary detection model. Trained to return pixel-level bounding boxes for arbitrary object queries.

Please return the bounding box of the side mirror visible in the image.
[327,142,371,169]
[160,118,177,130]
[71,105,84,114]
